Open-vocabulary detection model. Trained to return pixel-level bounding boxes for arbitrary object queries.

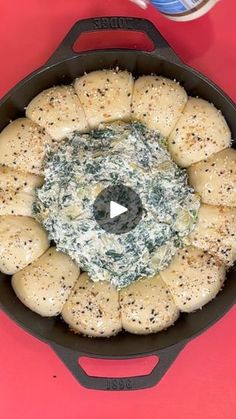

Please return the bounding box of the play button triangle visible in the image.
[93,184,142,234]
[110,201,128,219]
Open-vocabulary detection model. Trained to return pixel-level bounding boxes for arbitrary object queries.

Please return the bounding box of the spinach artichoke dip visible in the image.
[34,122,200,288]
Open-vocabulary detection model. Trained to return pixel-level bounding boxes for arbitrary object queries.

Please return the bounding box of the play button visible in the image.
[110,201,128,219]
[93,184,143,234]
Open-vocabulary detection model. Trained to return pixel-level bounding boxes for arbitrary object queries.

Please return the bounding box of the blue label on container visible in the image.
[151,0,203,15]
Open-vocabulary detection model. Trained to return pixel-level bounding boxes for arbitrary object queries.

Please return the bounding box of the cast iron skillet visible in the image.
[0,17,235,391]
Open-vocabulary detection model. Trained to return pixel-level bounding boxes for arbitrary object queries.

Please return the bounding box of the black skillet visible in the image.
[0,17,235,391]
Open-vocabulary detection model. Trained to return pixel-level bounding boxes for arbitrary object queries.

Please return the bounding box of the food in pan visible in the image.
[0,69,235,337]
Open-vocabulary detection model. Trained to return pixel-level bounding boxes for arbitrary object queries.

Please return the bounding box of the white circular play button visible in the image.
[93,184,143,234]
[110,201,128,219]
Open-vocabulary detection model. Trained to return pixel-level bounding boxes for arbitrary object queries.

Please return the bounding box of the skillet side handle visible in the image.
[46,17,182,66]
[51,340,186,391]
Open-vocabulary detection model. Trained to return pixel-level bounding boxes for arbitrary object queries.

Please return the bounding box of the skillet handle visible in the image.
[46,17,182,65]
[51,340,186,391]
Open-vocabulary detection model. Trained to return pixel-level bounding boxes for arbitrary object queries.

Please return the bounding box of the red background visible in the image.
[0,0,235,418]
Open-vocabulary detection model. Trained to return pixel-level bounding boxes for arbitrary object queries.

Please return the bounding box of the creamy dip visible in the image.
[33,122,199,288]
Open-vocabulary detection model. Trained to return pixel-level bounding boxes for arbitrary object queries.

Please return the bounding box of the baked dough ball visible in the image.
[0,118,51,175]
[168,98,231,167]
[74,70,134,128]
[0,215,49,274]
[12,247,79,317]
[0,166,43,193]
[189,204,236,266]
[131,76,187,136]
[160,246,225,312]
[62,273,121,337]
[0,167,43,217]
[187,148,236,207]
[26,85,88,141]
[120,275,179,335]
[0,189,35,217]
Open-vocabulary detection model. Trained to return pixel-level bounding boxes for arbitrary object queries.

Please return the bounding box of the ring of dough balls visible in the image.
[12,247,79,317]
[0,70,234,338]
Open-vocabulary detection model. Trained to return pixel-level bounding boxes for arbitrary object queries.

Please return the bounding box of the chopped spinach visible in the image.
[34,122,200,288]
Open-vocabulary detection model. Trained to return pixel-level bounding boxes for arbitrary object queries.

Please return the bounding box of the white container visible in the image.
[131,0,219,21]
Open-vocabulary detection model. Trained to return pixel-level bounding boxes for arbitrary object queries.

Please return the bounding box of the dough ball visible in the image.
[120,274,179,334]
[0,166,43,192]
[131,76,187,136]
[0,215,49,274]
[74,70,134,128]
[189,204,236,266]
[62,273,121,337]
[187,148,236,207]
[0,167,43,217]
[12,247,79,316]
[160,246,225,312]
[168,97,231,167]
[0,118,51,175]
[26,85,88,140]
[0,189,35,217]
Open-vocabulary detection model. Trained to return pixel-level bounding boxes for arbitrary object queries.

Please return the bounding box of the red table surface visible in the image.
[0,0,235,418]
